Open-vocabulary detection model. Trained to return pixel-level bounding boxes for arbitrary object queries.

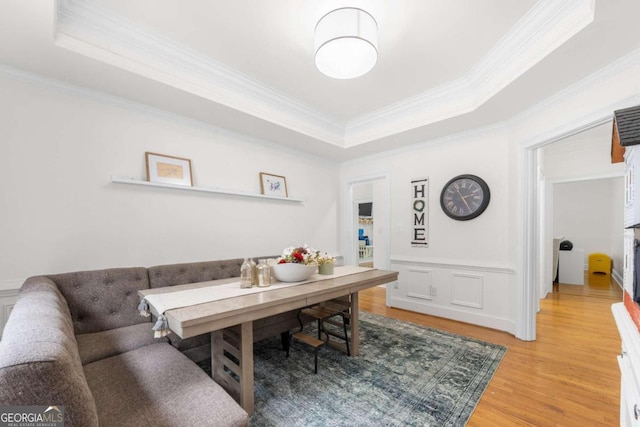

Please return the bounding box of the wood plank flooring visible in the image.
[359,272,623,426]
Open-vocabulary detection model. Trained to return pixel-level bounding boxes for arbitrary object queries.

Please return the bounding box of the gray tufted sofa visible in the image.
[0,257,308,426]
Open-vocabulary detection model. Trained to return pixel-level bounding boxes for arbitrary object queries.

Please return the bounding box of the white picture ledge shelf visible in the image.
[111,176,303,203]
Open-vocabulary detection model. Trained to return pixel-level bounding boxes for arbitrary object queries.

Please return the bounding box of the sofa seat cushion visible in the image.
[167,332,210,362]
[83,343,248,427]
[168,331,209,351]
[76,322,166,365]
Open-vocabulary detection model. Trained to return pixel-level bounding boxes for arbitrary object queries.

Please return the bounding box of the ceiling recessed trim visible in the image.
[467,0,595,97]
[54,0,594,150]
[508,47,640,147]
[0,62,344,165]
[55,0,346,147]
[345,0,595,147]
[4,46,640,166]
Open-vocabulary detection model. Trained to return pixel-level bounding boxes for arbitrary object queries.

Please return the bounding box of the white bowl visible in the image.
[270,263,317,282]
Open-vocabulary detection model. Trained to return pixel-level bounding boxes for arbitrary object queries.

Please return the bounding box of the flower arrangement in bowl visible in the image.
[271,245,319,282]
[277,245,316,265]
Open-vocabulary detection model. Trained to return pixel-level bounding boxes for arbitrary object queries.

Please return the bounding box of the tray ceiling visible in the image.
[2,0,640,160]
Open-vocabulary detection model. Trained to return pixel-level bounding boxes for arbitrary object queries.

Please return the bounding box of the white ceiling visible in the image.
[1,0,640,161]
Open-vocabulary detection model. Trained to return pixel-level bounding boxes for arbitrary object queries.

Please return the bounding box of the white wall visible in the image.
[340,52,640,337]
[341,127,516,333]
[371,178,388,270]
[540,123,625,282]
[0,73,341,290]
[553,178,623,272]
[541,123,624,181]
[3,48,640,340]
[352,182,372,201]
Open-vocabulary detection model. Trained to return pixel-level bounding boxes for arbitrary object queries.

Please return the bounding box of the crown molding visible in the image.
[342,46,640,167]
[55,0,345,146]
[468,0,595,102]
[344,77,475,147]
[509,47,640,126]
[509,47,640,148]
[0,63,341,166]
[54,0,596,150]
[344,0,595,146]
[515,95,640,150]
[340,123,508,167]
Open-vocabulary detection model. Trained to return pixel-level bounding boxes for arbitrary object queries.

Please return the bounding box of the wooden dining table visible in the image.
[138,267,398,414]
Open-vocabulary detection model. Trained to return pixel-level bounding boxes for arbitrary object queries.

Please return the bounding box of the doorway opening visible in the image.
[522,119,624,340]
[355,197,374,267]
[343,174,390,274]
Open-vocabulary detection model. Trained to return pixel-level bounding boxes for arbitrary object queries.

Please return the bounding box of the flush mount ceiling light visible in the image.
[314,7,378,79]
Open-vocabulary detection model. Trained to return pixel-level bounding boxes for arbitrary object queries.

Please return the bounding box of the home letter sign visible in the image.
[411,177,429,247]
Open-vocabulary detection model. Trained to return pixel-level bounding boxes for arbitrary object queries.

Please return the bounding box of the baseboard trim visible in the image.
[612,269,623,289]
[388,296,516,335]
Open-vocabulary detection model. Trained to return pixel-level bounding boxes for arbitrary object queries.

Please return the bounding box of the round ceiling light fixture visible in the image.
[314,7,378,79]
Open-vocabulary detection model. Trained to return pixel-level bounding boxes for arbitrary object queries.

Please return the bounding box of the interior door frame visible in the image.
[342,173,391,273]
[519,116,613,340]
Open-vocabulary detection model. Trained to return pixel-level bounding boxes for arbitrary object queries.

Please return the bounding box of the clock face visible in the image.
[440,175,490,221]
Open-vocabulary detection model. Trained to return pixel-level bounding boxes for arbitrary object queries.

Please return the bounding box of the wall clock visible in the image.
[440,174,490,221]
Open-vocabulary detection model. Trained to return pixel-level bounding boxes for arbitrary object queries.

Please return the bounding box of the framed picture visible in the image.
[145,152,193,187]
[260,172,288,197]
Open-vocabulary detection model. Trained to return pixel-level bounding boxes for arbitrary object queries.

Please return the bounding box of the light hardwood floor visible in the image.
[359,272,623,426]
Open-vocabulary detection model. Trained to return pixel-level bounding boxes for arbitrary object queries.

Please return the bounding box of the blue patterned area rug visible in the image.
[244,312,506,427]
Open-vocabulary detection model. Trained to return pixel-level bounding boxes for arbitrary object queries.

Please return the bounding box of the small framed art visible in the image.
[259,172,288,197]
[145,152,193,187]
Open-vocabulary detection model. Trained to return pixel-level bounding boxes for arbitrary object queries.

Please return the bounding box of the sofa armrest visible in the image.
[0,277,99,426]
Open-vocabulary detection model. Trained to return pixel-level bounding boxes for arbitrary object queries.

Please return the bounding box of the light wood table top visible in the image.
[139,268,398,339]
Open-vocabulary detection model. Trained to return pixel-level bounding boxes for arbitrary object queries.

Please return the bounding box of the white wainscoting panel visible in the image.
[451,272,484,309]
[406,267,433,301]
[389,256,516,334]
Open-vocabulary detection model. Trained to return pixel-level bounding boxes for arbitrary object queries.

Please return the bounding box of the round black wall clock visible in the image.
[440,174,490,221]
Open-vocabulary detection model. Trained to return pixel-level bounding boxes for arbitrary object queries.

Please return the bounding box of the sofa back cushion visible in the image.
[0,278,99,426]
[47,267,150,334]
[147,259,244,288]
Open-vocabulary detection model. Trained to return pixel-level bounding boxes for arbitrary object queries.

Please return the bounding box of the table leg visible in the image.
[210,322,254,414]
[239,322,254,414]
[350,291,359,356]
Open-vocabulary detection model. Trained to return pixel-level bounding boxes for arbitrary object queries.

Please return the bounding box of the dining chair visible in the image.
[288,299,351,373]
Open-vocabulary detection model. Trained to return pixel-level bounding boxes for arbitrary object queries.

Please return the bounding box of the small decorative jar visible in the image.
[249,258,257,286]
[318,262,334,275]
[257,259,271,287]
[240,258,252,288]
